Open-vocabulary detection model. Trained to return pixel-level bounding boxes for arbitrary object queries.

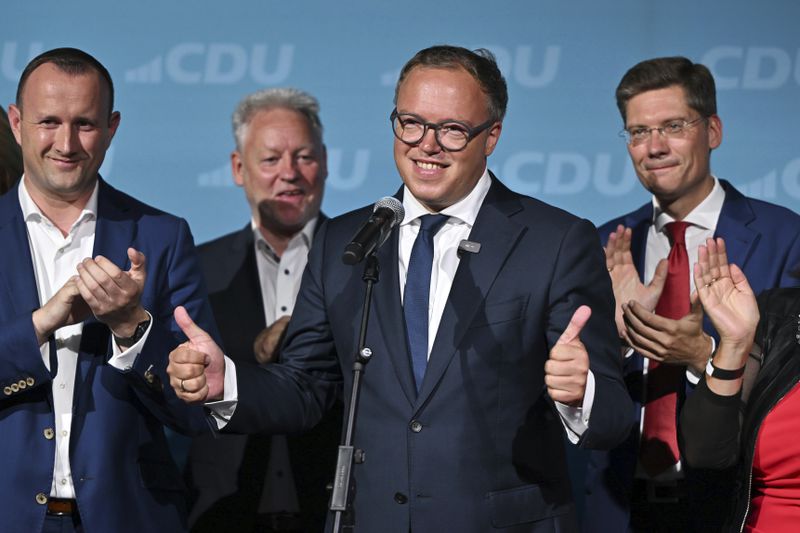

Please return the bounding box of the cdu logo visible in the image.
[741,158,800,200]
[126,43,294,84]
[197,148,370,190]
[702,46,800,90]
[501,151,638,196]
[380,45,560,88]
[1,42,45,81]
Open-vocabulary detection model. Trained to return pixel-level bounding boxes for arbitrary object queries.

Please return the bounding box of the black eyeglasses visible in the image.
[390,109,495,152]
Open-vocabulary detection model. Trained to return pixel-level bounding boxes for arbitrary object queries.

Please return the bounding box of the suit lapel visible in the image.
[714,182,757,272]
[0,187,41,315]
[74,180,134,411]
[627,205,652,283]
[415,179,524,409]
[372,224,418,407]
[93,180,136,271]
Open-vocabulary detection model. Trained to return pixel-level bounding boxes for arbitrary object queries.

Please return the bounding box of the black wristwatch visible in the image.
[113,317,151,347]
[705,360,745,380]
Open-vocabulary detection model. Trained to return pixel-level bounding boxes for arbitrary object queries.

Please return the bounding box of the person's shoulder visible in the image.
[757,287,800,317]
[324,203,377,234]
[100,180,183,224]
[197,226,248,256]
[597,203,651,237]
[723,180,800,223]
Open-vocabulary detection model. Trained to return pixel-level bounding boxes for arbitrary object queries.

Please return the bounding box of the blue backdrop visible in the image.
[3,0,799,518]
[3,0,798,243]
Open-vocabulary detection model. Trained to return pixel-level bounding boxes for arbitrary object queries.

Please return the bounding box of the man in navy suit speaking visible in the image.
[169,45,632,533]
[0,48,217,532]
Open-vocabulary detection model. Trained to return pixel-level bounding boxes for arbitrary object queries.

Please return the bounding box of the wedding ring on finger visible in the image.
[607,266,614,272]
[180,379,187,392]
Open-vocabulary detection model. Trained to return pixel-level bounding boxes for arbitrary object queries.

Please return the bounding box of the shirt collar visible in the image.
[252,215,318,259]
[18,174,99,229]
[652,176,725,233]
[401,167,491,228]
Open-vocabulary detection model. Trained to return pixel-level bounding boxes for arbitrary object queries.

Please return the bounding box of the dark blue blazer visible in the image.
[584,180,800,532]
[226,175,633,533]
[0,179,218,533]
[186,221,341,532]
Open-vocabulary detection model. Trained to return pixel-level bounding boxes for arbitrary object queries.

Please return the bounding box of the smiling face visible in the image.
[8,62,119,207]
[393,66,501,212]
[624,85,722,219]
[232,107,326,243]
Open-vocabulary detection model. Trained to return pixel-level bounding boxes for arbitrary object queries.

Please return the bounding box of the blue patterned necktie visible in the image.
[403,214,449,392]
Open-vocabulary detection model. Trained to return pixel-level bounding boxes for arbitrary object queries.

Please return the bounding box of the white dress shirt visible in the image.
[636,176,725,479]
[254,219,316,327]
[19,176,151,498]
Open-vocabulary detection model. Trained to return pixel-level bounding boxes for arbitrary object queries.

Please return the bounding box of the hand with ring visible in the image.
[694,237,759,351]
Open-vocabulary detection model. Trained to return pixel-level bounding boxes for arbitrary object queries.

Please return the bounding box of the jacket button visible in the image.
[10,383,19,393]
[394,492,408,504]
[26,377,35,386]
[17,380,27,390]
[3,386,11,396]
[409,420,423,433]
[43,428,55,440]
[35,493,47,505]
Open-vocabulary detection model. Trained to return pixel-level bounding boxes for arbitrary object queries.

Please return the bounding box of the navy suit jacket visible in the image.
[584,179,800,532]
[187,222,341,532]
[226,175,633,533]
[0,179,218,533]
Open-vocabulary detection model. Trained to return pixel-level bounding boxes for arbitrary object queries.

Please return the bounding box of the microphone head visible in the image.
[373,196,405,228]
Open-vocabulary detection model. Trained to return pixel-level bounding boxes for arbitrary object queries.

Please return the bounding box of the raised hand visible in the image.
[253,315,291,365]
[545,305,592,407]
[694,237,759,351]
[167,306,226,403]
[31,277,91,345]
[75,247,149,337]
[605,225,668,340]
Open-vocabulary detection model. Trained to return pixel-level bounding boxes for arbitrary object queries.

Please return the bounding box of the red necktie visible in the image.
[640,221,690,476]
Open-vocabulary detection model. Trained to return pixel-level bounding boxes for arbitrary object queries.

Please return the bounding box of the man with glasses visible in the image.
[168,45,632,532]
[584,56,800,532]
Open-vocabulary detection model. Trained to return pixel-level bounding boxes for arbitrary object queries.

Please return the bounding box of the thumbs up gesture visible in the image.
[545,305,592,407]
[167,306,226,403]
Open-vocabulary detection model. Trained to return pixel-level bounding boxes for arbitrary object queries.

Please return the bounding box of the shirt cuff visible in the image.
[686,336,716,385]
[556,369,595,444]
[107,311,153,371]
[206,355,239,429]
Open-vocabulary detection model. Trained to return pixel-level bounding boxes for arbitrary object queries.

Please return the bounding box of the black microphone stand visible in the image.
[330,254,379,532]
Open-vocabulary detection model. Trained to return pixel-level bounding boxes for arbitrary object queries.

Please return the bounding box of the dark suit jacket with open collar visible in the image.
[224,173,632,533]
[187,215,342,533]
[585,179,800,532]
[0,178,219,533]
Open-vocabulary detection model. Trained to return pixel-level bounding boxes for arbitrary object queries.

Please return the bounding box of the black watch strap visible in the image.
[113,317,151,346]
[706,360,746,380]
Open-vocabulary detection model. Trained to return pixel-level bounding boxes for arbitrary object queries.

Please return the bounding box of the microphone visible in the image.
[342,197,405,265]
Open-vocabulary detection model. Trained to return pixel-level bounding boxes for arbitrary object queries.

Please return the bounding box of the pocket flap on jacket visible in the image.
[488,482,572,528]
